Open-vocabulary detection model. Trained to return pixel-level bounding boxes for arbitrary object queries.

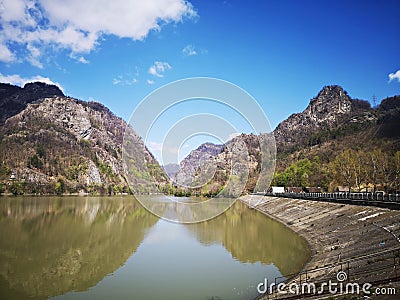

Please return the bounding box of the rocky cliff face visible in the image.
[0,82,64,124]
[0,83,167,195]
[272,85,380,152]
[174,142,224,187]
[173,133,275,195]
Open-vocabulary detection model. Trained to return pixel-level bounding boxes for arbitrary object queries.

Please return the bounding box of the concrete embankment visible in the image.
[240,195,400,299]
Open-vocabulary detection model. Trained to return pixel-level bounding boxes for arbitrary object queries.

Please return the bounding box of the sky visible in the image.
[0,0,399,164]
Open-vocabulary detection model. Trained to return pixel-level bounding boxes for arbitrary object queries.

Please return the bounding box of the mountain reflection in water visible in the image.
[0,197,157,299]
[0,196,309,300]
[189,199,310,276]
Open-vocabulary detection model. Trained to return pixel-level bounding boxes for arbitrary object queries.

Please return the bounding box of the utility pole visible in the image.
[372,94,377,107]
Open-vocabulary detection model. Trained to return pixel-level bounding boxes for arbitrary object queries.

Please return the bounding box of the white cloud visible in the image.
[182,45,198,56]
[26,44,43,68]
[113,73,139,86]
[112,78,121,85]
[182,44,197,56]
[0,72,63,91]
[0,42,16,62]
[147,79,155,85]
[0,0,197,66]
[113,77,138,86]
[388,70,400,83]
[148,61,172,77]
[69,53,90,64]
[77,56,89,64]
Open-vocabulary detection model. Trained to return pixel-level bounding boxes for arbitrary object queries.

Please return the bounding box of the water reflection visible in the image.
[0,196,310,300]
[0,196,157,299]
[189,201,310,276]
[138,195,236,223]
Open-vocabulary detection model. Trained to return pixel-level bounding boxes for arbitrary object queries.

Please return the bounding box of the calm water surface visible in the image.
[0,196,310,300]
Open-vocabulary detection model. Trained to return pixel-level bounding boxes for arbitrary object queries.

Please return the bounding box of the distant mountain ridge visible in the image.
[163,163,180,178]
[174,85,400,194]
[172,133,275,196]
[0,82,168,195]
[174,142,225,187]
[1,82,398,195]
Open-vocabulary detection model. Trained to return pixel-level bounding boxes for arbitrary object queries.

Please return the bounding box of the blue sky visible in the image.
[1,0,399,163]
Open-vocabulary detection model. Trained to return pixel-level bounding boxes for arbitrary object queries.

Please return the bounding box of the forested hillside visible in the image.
[1,83,398,196]
[175,86,400,195]
[0,82,168,195]
[272,88,400,192]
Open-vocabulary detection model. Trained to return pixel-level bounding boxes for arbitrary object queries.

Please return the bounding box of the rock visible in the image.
[274,85,354,147]
[0,82,64,124]
[0,83,168,194]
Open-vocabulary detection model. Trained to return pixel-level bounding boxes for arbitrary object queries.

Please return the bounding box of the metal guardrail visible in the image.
[254,192,400,209]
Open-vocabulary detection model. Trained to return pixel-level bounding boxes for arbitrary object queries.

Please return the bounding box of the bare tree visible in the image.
[368,149,382,193]
[354,150,367,192]
[380,152,391,193]
[331,149,357,192]
[393,151,400,193]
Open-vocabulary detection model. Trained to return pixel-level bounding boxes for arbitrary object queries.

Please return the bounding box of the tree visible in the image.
[368,149,384,193]
[28,154,43,169]
[330,149,357,192]
[353,150,367,192]
[55,178,65,195]
[361,150,372,192]
[380,152,391,193]
[392,151,400,193]
[273,158,314,188]
[10,181,24,195]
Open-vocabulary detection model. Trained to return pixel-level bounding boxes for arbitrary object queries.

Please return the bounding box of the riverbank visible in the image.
[240,195,400,299]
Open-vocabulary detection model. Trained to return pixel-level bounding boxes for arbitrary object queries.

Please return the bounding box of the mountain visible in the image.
[274,85,377,151]
[0,82,64,124]
[271,87,400,191]
[375,95,400,139]
[174,142,225,187]
[172,134,275,196]
[0,82,168,195]
[274,86,400,164]
[1,82,398,196]
[173,85,400,194]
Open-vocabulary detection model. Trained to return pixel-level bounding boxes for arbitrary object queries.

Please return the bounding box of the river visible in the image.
[0,196,310,300]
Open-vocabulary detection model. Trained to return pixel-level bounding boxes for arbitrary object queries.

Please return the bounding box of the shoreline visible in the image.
[240,195,400,298]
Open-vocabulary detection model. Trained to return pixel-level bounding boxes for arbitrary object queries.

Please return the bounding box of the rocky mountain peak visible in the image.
[316,85,347,98]
[306,85,352,123]
[274,85,354,147]
[0,82,64,124]
[196,142,225,155]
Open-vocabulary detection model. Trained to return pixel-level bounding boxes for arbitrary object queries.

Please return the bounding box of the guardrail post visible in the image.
[394,250,397,279]
[299,272,301,295]
[347,261,350,282]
